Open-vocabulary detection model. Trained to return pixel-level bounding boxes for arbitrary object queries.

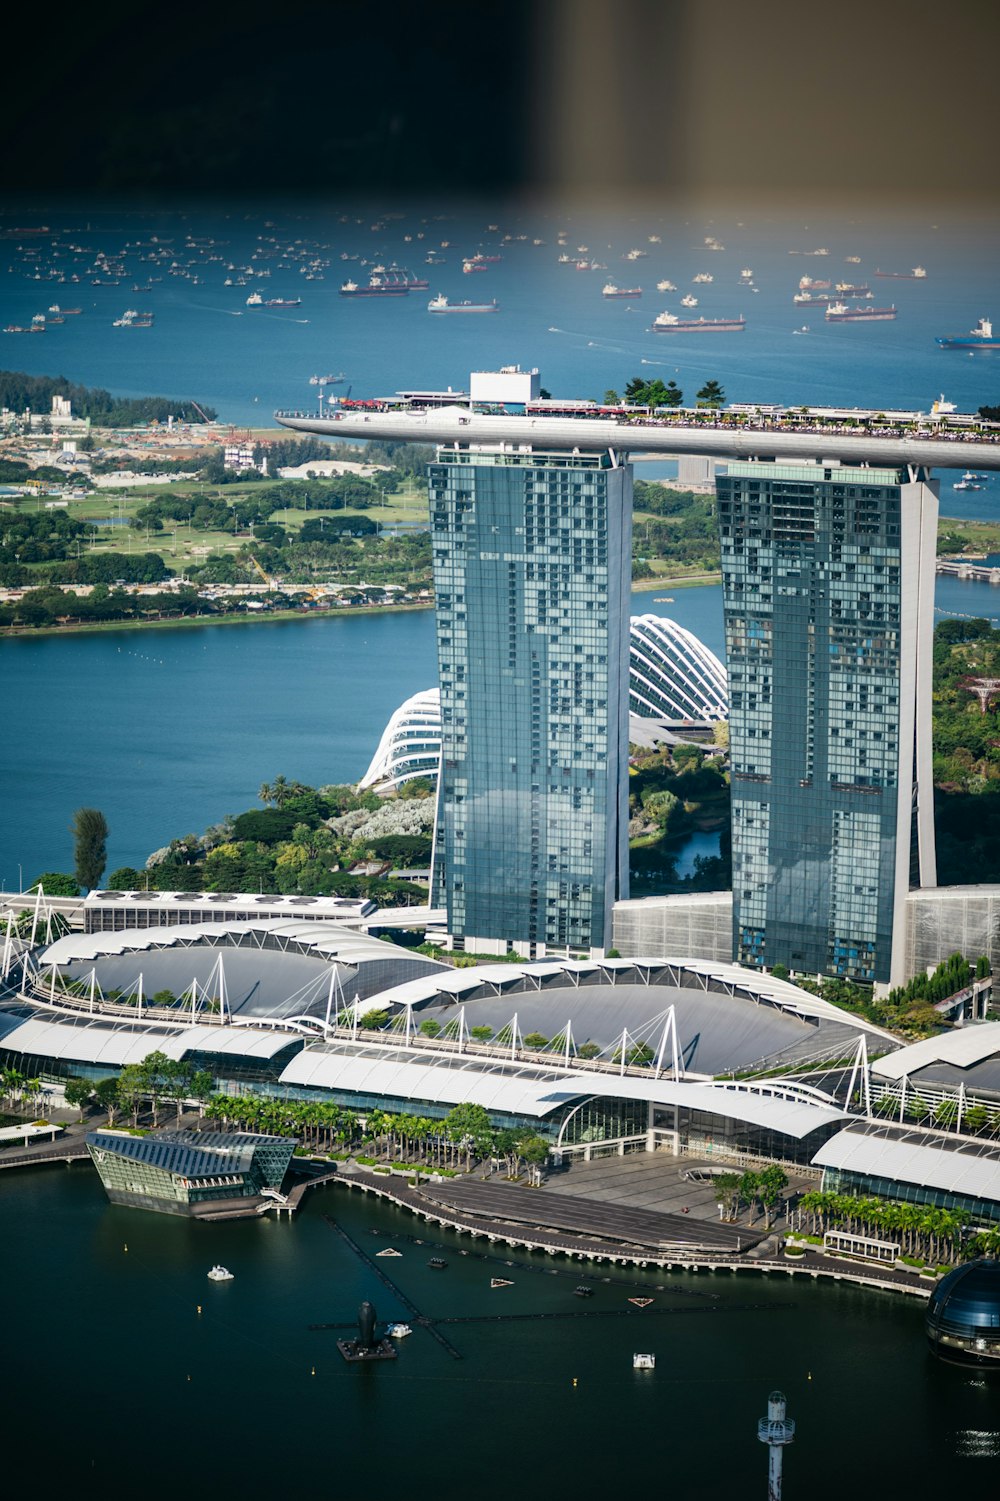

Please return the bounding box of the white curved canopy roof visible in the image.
[348,954,897,1041]
[0,1015,301,1067]
[872,1023,1000,1081]
[39,920,439,971]
[279,1044,848,1138]
[814,1125,1000,1203]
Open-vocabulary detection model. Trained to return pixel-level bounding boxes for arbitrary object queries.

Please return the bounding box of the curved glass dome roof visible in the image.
[927,1259,1000,1361]
[362,617,728,789]
[628,614,728,721]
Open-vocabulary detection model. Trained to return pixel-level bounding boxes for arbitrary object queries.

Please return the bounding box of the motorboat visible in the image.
[386,1323,412,1338]
[633,1353,655,1370]
[207,1265,234,1281]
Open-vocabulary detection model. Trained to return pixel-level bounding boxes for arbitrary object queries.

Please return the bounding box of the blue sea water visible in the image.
[1,202,999,423]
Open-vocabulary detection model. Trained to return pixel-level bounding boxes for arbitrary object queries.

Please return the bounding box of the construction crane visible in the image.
[247,554,278,590]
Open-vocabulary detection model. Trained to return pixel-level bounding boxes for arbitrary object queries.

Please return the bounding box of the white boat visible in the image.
[692,272,714,283]
[386,1322,412,1337]
[246,292,263,306]
[681,293,698,308]
[740,268,753,280]
[656,279,677,292]
[633,1353,655,1370]
[207,1265,234,1281]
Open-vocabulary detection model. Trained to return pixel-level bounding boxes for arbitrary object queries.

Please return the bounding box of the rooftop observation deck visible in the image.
[275,400,1000,472]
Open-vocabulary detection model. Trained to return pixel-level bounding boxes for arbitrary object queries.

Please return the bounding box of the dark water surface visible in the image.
[1,1163,993,1497]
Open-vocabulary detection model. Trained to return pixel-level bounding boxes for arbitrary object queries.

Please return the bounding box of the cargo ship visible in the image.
[824,302,897,322]
[652,311,745,332]
[339,278,409,297]
[603,283,642,298]
[264,297,302,308]
[427,295,498,313]
[874,267,927,279]
[834,283,872,296]
[936,317,1000,349]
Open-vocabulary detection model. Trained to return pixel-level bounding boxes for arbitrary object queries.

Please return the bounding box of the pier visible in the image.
[328,1168,934,1299]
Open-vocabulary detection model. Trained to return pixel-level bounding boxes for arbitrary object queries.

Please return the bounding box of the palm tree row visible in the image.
[1,1067,45,1118]
[201,1093,548,1176]
[797,1189,970,1264]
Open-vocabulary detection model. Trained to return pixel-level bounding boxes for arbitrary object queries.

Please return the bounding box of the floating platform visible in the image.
[337,1337,398,1364]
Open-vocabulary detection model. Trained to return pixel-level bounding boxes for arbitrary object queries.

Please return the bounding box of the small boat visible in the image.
[633,1353,656,1370]
[207,1265,234,1281]
[376,1247,402,1257]
[573,1285,594,1298]
[386,1322,412,1338]
[490,1277,514,1288]
[653,596,674,602]
[428,1257,448,1269]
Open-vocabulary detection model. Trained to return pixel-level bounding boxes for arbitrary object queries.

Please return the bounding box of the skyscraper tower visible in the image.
[718,460,938,986]
[429,438,632,956]
[757,1390,795,1500]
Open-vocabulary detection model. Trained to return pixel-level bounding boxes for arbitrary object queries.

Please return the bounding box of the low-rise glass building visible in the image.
[85,1128,295,1217]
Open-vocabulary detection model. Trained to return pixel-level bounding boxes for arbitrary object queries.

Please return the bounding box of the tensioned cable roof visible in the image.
[358,955,898,1041]
[872,1023,1000,1081]
[38,920,447,972]
[278,1044,849,1138]
[814,1124,1000,1203]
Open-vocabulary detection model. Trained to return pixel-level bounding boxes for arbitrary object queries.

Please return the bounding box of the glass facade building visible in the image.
[717,461,937,985]
[429,446,632,954]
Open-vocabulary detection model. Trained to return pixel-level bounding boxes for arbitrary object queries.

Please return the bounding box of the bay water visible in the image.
[2,1163,993,1496]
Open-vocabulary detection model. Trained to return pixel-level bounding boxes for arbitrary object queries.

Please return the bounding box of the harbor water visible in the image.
[2,576,999,891]
[2,1162,996,1494]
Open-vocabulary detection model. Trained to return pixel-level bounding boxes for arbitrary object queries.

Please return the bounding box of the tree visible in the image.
[758,1164,789,1229]
[603,389,620,406]
[63,1076,94,1121]
[713,1173,742,1221]
[27,872,80,897]
[94,1076,122,1125]
[695,380,725,408]
[71,808,109,890]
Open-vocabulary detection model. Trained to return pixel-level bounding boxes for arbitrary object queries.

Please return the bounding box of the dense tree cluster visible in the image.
[628,743,731,894]
[106,778,433,904]
[931,617,1000,884]
[0,368,216,426]
[631,480,720,578]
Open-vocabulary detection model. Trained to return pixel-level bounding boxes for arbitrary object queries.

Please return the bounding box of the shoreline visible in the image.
[0,577,722,641]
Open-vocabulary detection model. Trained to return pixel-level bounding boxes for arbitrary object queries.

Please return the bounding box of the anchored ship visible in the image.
[936,317,1000,349]
[427,295,498,313]
[603,283,642,298]
[652,311,745,333]
[340,278,409,297]
[825,302,897,322]
[874,266,927,279]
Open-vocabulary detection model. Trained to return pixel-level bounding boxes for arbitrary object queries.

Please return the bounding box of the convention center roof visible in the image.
[814,1122,1000,1204]
[279,1041,850,1139]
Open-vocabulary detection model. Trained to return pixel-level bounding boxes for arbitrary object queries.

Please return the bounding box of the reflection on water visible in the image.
[955,1428,1000,1458]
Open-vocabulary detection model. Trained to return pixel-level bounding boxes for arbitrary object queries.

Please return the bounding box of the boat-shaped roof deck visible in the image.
[275,401,1000,472]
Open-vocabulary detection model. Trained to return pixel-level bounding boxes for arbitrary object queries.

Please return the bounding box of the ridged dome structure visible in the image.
[361,618,729,791]
[358,687,443,792]
[628,614,728,721]
[926,1258,1000,1365]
